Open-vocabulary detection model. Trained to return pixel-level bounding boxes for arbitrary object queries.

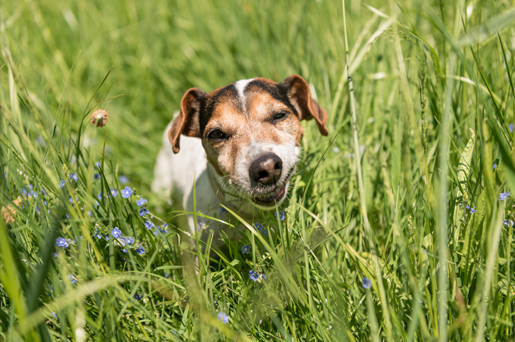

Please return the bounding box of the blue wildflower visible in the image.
[70,173,78,182]
[119,175,129,184]
[500,192,510,201]
[95,162,101,169]
[122,248,127,253]
[139,208,149,216]
[56,237,68,248]
[153,229,159,235]
[126,237,134,245]
[219,207,228,215]
[493,163,497,170]
[261,229,269,237]
[510,124,513,133]
[136,198,148,207]
[136,246,145,255]
[121,186,133,198]
[68,274,76,285]
[94,173,101,180]
[164,272,170,278]
[97,193,102,200]
[196,220,205,231]
[362,277,372,289]
[65,213,69,219]
[104,234,109,241]
[249,270,259,281]
[504,219,514,227]
[275,211,285,221]
[217,312,229,324]
[253,223,263,231]
[112,227,122,238]
[95,233,103,240]
[59,179,65,188]
[22,188,27,195]
[52,312,57,318]
[241,245,250,254]
[110,188,118,197]
[133,294,142,301]
[160,224,169,234]
[145,221,154,229]
[470,207,476,213]
[53,252,58,258]
[87,211,92,216]
[41,188,46,196]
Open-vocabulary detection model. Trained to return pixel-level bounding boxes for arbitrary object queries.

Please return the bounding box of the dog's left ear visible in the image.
[280,74,328,136]
[168,88,206,154]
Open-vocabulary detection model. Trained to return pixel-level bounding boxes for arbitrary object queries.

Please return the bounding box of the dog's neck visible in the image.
[206,164,258,218]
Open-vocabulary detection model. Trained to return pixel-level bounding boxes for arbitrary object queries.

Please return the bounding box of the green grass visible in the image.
[1,0,515,340]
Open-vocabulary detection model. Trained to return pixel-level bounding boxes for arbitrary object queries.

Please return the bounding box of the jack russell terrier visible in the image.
[152,75,328,253]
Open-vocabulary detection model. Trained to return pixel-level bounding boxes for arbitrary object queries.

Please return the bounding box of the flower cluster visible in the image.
[241,245,250,254]
[362,277,372,289]
[249,270,266,282]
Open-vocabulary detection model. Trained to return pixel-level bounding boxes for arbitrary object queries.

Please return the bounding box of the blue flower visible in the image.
[362,277,372,289]
[164,272,170,278]
[52,312,57,318]
[504,219,514,227]
[126,237,134,245]
[219,207,228,215]
[95,233,103,240]
[95,162,101,169]
[70,173,78,182]
[53,252,58,258]
[500,192,510,201]
[97,193,103,200]
[94,173,101,180]
[65,213,69,219]
[253,223,263,231]
[510,124,513,133]
[110,188,118,197]
[275,211,285,221]
[217,312,229,324]
[136,198,148,207]
[41,189,46,196]
[56,237,68,248]
[160,224,169,234]
[133,294,142,301]
[153,229,159,235]
[470,207,476,214]
[119,175,129,184]
[241,245,250,254]
[136,246,145,255]
[104,235,109,241]
[59,179,65,188]
[196,220,205,231]
[261,229,269,237]
[249,270,259,281]
[139,208,149,216]
[22,188,27,195]
[121,186,133,198]
[112,227,122,238]
[145,221,154,229]
[68,274,76,284]
[493,163,497,170]
[122,248,127,253]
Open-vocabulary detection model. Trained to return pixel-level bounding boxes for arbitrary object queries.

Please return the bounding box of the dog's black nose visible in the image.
[249,153,283,185]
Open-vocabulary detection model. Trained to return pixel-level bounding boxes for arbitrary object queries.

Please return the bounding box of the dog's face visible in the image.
[168,75,328,209]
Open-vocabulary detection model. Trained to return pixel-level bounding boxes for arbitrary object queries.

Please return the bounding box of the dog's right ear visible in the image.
[168,88,206,154]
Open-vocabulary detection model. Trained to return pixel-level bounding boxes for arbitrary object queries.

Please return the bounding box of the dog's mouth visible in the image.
[254,186,286,204]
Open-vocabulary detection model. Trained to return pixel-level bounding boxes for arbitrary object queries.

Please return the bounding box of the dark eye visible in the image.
[272,112,288,122]
[207,129,227,142]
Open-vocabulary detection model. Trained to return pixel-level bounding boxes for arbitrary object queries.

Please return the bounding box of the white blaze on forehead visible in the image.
[233,78,255,106]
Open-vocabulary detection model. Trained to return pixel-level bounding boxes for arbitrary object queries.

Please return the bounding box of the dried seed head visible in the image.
[90,109,109,128]
[2,196,21,225]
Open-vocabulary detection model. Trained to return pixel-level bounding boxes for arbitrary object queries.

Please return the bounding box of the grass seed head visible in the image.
[90,109,109,127]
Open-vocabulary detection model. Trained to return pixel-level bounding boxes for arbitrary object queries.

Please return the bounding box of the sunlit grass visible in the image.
[1,0,515,340]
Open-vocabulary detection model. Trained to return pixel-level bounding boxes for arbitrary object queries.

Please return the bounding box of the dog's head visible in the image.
[168,75,328,209]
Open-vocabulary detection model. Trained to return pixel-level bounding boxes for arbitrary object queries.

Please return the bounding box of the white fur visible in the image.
[233,78,254,106]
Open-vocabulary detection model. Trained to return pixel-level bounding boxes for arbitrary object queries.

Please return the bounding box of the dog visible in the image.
[152,75,328,253]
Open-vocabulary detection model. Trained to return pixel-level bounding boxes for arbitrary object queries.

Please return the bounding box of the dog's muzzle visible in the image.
[249,153,283,186]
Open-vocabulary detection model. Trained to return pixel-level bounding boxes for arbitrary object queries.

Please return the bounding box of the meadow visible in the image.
[1,0,515,340]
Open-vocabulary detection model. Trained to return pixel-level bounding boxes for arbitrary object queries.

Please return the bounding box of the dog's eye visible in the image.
[272,112,288,122]
[207,129,227,142]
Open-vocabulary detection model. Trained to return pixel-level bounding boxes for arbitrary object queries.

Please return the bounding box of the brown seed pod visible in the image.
[2,196,22,225]
[90,109,109,128]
